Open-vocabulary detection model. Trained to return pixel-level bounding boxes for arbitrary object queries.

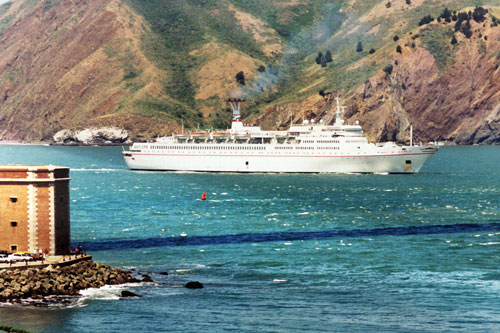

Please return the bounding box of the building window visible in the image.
[10,197,18,203]
[10,221,18,227]
[10,245,17,251]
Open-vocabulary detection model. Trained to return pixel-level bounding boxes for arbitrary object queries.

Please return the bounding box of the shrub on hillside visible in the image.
[356,41,363,53]
[491,15,500,27]
[235,71,245,85]
[383,64,393,75]
[276,27,290,37]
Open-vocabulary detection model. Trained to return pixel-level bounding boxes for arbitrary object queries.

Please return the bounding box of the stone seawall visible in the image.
[0,260,139,301]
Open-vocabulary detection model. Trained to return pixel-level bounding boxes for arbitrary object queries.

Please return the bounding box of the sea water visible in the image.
[0,145,499,332]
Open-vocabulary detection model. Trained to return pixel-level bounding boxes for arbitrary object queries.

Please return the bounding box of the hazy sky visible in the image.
[0,0,9,5]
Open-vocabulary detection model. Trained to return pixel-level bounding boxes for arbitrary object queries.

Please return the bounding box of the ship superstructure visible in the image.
[123,99,437,173]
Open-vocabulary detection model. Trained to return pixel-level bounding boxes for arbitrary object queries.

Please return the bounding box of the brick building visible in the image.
[0,165,70,255]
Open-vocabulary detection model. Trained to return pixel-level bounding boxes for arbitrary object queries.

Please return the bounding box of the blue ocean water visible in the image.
[0,145,499,332]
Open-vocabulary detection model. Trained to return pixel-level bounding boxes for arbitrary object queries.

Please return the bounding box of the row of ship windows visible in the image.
[297,140,341,144]
[146,145,347,151]
[293,146,341,150]
[148,146,266,150]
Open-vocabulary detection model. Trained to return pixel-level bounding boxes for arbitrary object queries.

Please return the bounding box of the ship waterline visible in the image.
[123,98,437,173]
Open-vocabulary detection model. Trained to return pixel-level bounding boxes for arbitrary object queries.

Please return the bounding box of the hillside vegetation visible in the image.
[0,0,499,143]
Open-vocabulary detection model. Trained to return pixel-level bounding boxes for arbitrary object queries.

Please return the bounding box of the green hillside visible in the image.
[125,0,500,124]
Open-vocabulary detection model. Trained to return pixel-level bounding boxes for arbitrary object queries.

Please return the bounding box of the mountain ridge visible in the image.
[0,0,499,144]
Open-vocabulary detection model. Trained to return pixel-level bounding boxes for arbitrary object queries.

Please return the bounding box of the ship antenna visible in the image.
[410,124,413,147]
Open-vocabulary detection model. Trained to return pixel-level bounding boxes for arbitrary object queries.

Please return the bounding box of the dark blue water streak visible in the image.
[77,221,500,251]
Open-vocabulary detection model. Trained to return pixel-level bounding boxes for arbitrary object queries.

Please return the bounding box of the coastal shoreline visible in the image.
[0,141,50,146]
[0,259,140,303]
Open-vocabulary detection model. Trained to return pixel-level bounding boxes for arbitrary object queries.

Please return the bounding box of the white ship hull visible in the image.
[123,98,438,174]
[123,145,437,174]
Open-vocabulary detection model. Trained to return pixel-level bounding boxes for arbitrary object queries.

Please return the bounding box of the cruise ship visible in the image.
[123,98,438,173]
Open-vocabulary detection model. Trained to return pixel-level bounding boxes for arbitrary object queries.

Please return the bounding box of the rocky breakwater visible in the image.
[52,127,130,145]
[0,260,139,301]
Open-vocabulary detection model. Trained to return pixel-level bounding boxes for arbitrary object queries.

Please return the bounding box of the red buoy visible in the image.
[201,192,207,200]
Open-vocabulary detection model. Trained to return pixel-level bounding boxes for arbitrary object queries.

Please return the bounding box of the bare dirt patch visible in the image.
[192,42,259,100]
[228,4,282,56]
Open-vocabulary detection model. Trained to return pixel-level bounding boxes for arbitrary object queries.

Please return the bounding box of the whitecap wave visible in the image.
[79,283,144,301]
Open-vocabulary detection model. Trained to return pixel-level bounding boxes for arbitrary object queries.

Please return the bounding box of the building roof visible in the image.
[0,165,68,171]
[0,165,70,182]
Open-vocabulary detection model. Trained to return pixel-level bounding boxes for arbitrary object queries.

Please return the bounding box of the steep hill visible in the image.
[0,0,499,144]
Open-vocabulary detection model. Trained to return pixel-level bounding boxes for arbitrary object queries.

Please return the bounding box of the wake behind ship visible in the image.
[123,99,438,173]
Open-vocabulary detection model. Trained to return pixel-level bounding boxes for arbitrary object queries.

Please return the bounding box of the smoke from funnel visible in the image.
[232,3,346,100]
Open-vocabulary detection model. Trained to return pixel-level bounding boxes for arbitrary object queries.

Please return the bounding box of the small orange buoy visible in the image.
[201,192,207,200]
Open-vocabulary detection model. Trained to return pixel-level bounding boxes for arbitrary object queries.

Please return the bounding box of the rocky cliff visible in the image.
[0,0,174,142]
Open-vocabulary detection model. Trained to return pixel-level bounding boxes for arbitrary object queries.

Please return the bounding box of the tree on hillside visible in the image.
[393,35,399,42]
[258,65,266,73]
[439,7,452,23]
[460,20,472,38]
[356,41,363,53]
[454,13,473,38]
[418,15,434,26]
[235,71,245,85]
[325,50,332,63]
[315,52,323,65]
[472,7,488,23]
[406,0,411,5]
[369,48,376,54]
[320,55,327,68]
[450,36,457,45]
[396,45,402,54]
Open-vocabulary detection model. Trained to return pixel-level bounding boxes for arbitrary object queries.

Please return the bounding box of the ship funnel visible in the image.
[226,99,245,130]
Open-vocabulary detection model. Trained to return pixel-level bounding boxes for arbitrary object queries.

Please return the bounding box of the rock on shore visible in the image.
[52,127,130,145]
[0,260,139,301]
